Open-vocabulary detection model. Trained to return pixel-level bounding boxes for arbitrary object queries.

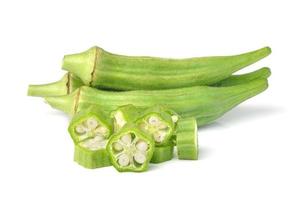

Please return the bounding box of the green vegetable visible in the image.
[28,73,83,97]
[110,104,143,133]
[106,124,154,172]
[62,46,271,90]
[175,117,198,160]
[45,79,268,127]
[74,144,111,169]
[136,105,177,146]
[214,67,271,87]
[151,144,174,164]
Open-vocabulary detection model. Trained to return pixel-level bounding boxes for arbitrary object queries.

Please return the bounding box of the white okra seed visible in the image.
[118,154,130,166]
[86,118,98,129]
[153,132,166,143]
[113,142,123,151]
[121,134,132,144]
[75,125,87,135]
[148,116,159,125]
[94,126,107,135]
[171,115,179,123]
[136,141,148,151]
[134,152,146,164]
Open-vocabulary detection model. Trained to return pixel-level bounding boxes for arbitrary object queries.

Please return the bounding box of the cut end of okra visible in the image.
[137,113,175,146]
[111,104,142,133]
[62,46,101,85]
[176,118,198,160]
[107,125,154,172]
[74,144,111,169]
[68,106,112,151]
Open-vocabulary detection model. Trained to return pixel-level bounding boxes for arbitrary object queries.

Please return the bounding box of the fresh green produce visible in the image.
[74,144,111,169]
[45,79,268,127]
[150,144,174,164]
[68,106,112,168]
[214,67,271,87]
[62,46,271,90]
[175,117,198,160]
[106,124,154,172]
[27,73,83,97]
[110,104,143,133]
[136,105,177,146]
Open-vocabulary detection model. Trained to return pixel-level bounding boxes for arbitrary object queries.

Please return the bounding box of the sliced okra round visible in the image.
[176,117,198,160]
[68,105,112,151]
[137,105,177,146]
[151,144,174,164]
[110,104,143,133]
[107,124,154,172]
[74,144,111,169]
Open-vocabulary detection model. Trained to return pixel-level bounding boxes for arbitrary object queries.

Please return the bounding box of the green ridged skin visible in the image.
[45,79,268,127]
[176,118,198,160]
[27,73,83,97]
[74,144,111,169]
[110,104,143,133]
[151,144,174,164]
[214,67,271,87]
[62,46,271,90]
[106,124,154,172]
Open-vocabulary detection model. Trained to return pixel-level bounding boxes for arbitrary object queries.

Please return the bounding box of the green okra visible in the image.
[151,144,174,164]
[28,73,83,97]
[136,105,177,146]
[62,46,271,90]
[110,104,143,133]
[175,117,198,160]
[74,144,111,169]
[107,124,154,172]
[45,79,268,127]
[213,67,271,87]
[68,105,112,150]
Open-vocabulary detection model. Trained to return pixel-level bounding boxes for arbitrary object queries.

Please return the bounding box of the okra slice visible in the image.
[68,106,112,149]
[176,117,198,160]
[110,104,143,133]
[74,144,111,169]
[107,124,154,172]
[137,105,177,146]
[151,144,174,164]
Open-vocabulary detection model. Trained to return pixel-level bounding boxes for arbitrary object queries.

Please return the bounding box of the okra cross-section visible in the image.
[107,124,154,172]
[68,106,112,151]
[137,106,177,146]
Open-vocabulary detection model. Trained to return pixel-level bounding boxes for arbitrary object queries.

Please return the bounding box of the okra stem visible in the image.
[27,73,83,97]
[62,46,271,90]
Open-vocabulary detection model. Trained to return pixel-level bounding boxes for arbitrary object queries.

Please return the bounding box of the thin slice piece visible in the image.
[151,144,174,164]
[176,117,198,160]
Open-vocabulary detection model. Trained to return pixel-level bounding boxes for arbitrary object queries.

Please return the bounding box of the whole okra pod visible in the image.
[44,79,268,127]
[62,46,271,90]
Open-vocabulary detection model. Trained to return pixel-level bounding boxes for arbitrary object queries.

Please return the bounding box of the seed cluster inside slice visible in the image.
[139,115,170,144]
[74,117,109,151]
[111,133,150,168]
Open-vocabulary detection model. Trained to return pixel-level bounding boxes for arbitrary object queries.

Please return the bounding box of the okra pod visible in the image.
[27,73,83,97]
[45,79,268,127]
[107,124,154,172]
[175,117,198,160]
[62,46,271,90]
[214,67,271,87]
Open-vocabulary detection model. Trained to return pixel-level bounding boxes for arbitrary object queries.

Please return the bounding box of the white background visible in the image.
[0,0,299,199]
